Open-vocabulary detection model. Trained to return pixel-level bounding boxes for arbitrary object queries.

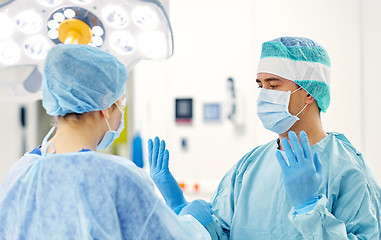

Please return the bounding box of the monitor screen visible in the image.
[175,98,193,123]
[203,103,221,122]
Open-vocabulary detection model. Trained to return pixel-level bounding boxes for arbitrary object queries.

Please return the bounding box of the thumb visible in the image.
[148,139,153,167]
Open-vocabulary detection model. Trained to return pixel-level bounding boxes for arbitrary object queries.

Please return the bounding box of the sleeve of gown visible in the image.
[289,166,381,240]
[112,165,211,240]
[206,150,256,240]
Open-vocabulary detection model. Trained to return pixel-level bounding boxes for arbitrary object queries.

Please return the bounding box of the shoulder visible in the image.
[319,133,381,193]
[319,132,366,169]
[0,154,39,190]
[81,152,152,184]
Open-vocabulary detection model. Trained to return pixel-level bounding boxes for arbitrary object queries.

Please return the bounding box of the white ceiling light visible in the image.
[137,31,167,59]
[16,11,43,34]
[36,0,63,7]
[0,40,21,65]
[102,5,129,29]
[110,31,135,54]
[132,6,159,30]
[24,36,51,59]
[70,0,93,5]
[0,13,14,40]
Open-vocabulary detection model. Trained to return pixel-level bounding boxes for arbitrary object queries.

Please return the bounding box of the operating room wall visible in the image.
[0,101,38,183]
[132,0,381,199]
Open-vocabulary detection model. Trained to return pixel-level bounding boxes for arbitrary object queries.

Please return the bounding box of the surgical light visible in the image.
[91,36,103,47]
[0,0,174,101]
[132,6,159,30]
[63,9,76,18]
[36,0,63,7]
[47,20,60,30]
[110,31,135,54]
[47,7,105,46]
[16,11,43,34]
[0,14,14,40]
[0,40,21,65]
[24,36,50,59]
[53,12,65,22]
[102,5,129,29]
[70,0,93,4]
[92,26,104,37]
[48,30,59,39]
[137,31,167,59]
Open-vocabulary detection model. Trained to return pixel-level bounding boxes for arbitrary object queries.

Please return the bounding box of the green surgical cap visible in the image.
[42,44,128,116]
[257,37,331,112]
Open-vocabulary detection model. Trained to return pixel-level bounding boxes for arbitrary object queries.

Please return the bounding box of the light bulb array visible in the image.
[0,0,173,100]
[0,0,173,65]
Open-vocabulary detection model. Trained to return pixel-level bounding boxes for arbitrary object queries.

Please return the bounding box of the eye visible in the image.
[255,80,263,89]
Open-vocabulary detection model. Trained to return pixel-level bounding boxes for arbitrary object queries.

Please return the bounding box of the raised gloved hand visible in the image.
[148,137,187,213]
[276,131,322,214]
[179,200,214,227]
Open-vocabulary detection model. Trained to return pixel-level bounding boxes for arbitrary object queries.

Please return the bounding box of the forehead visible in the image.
[256,73,296,85]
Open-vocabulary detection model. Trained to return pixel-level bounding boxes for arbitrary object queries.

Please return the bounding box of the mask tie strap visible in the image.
[41,126,56,157]
[105,117,112,131]
[295,103,309,117]
[115,102,124,113]
[291,87,302,94]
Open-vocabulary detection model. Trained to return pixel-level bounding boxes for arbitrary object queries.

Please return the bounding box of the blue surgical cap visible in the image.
[42,44,128,116]
[257,37,331,112]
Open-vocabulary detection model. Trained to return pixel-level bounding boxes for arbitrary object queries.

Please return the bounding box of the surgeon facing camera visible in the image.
[148,37,381,239]
[0,44,211,240]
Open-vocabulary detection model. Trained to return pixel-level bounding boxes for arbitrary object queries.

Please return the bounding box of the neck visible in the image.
[46,118,105,154]
[279,109,327,150]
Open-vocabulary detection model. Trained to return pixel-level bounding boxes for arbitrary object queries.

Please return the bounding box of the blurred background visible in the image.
[1,0,380,201]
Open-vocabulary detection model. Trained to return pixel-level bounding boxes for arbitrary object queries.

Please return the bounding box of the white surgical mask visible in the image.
[97,103,125,150]
[256,87,308,134]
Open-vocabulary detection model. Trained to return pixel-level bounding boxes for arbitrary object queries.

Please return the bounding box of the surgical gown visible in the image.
[206,132,381,239]
[0,149,210,240]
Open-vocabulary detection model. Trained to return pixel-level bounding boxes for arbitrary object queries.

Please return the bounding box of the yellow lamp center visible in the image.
[58,18,92,44]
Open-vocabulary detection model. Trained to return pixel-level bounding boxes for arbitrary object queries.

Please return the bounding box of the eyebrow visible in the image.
[256,78,282,83]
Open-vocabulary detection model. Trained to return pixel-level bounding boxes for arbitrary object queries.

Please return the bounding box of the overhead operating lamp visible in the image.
[0,0,173,101]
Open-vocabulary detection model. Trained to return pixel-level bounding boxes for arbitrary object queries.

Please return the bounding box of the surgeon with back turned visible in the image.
[0,44,211,240]
[148,37,381,239]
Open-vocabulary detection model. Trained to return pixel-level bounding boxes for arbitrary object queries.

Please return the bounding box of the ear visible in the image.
[306,93,315,104]
[100,108,110,119]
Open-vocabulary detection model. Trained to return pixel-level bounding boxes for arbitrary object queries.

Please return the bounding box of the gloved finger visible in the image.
[313,152,322,175]
[281,137,297,166]
[152,137,160,168]
[148,139,153,168]
[158,140,166,168]
[205,202,213,214]
[162,149,169,170]
[300,131,312,160]
[194,200,213,214]
[288,131,304,163]
[276,150,289,170]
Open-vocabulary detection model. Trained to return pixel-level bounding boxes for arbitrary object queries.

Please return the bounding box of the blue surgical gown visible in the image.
[206,132,381,239]
[0,149,210,240]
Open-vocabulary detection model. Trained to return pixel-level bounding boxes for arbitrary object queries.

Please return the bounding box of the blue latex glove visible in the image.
[276,131,322,214]
[148,137,188,212]
[179,200,214,227]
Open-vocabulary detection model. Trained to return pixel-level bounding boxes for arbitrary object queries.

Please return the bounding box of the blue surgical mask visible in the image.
[257,88,308,134]
[96,103,125,151]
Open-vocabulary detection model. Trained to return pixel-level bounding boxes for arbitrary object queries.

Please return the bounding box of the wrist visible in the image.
[174,202,189,214]
[294,197,318,215]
